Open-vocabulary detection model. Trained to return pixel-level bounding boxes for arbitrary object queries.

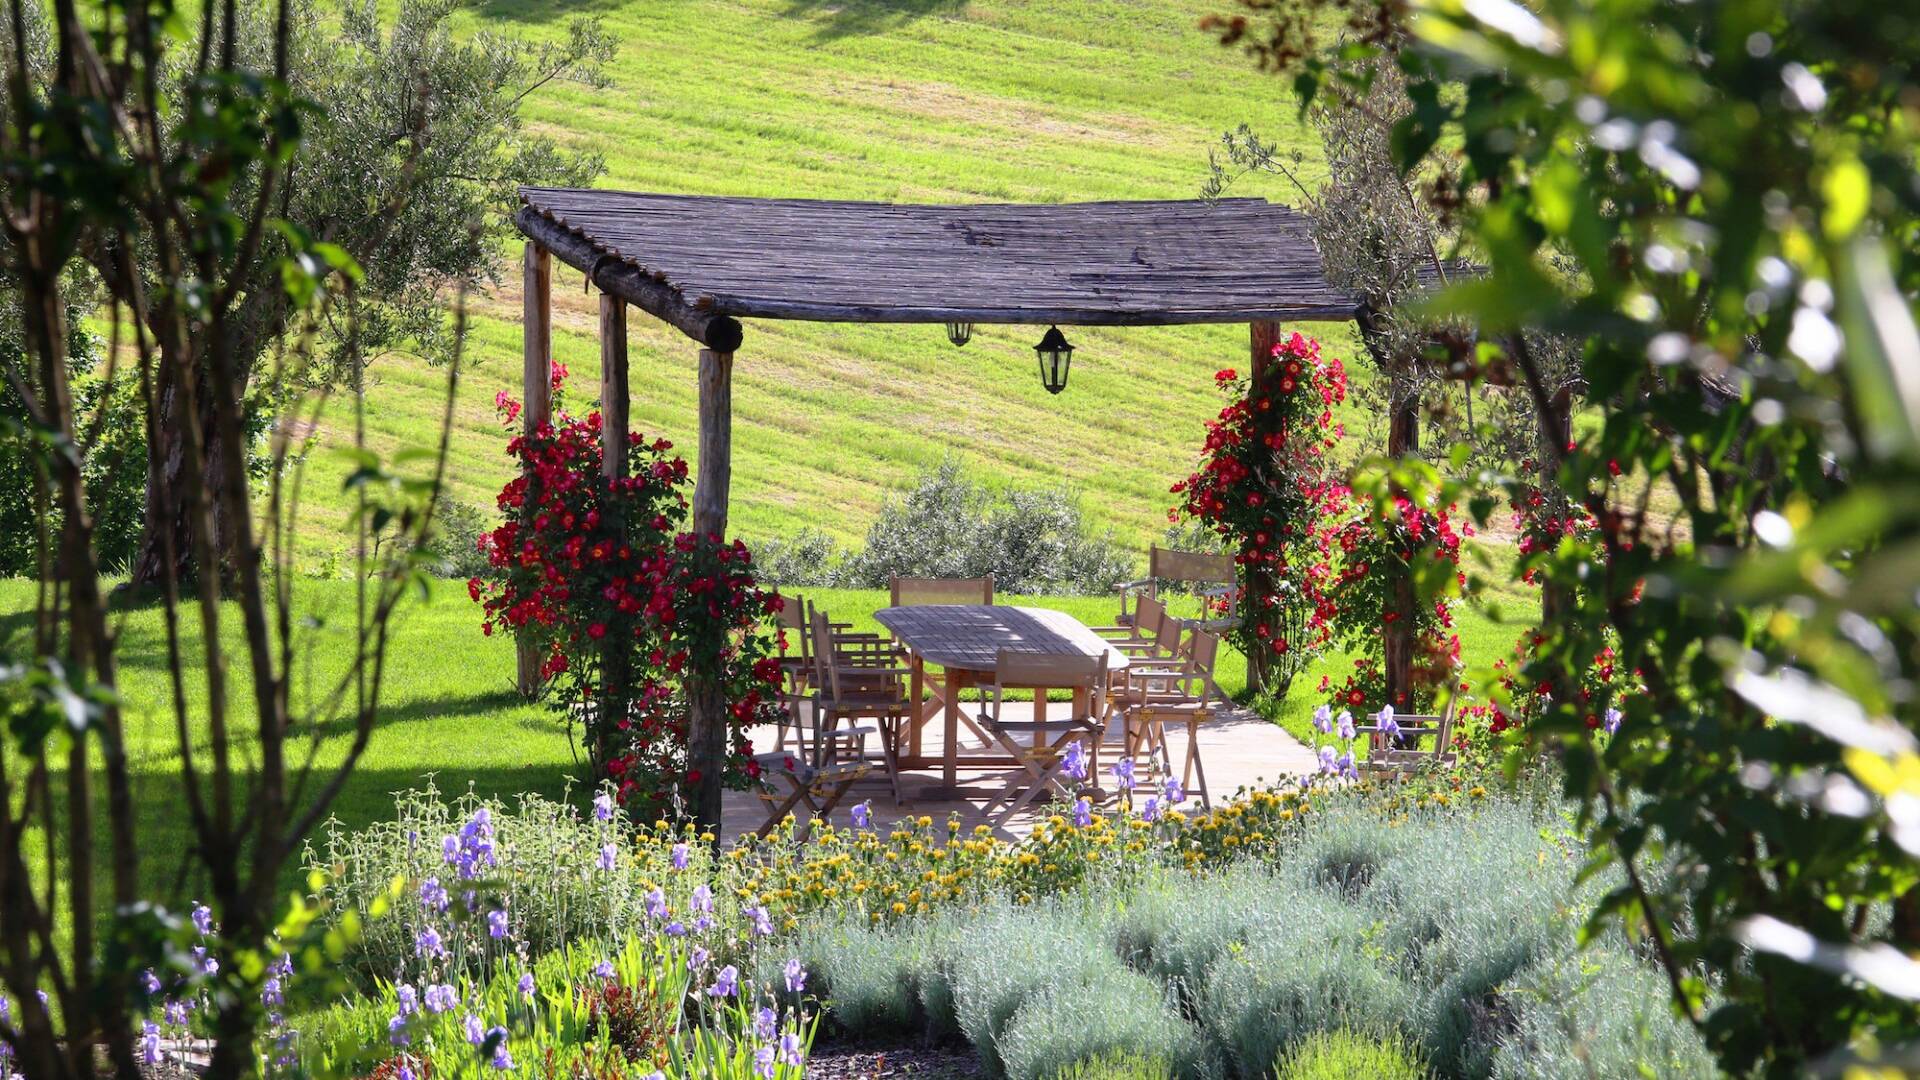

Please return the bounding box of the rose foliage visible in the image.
[474,371,783,815]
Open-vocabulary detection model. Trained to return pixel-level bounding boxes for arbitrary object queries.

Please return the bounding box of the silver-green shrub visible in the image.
[1196,886,1413,1076]
[945,900,1124,1075]
[1490,946,1716,1080]
[997,969,1211,1080]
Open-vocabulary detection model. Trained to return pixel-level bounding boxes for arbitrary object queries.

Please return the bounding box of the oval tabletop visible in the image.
[874,604,1132,674]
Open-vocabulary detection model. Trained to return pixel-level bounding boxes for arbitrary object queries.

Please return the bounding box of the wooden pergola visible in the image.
[512,185,1371,826]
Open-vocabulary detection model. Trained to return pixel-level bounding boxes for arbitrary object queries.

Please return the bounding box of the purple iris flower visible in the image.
[1317,745,1338,775]
[689,946,710,971]
[592,960,617,979]
[1604,707,1622,735]
[1112,758,1136,791]
[387,1014,410,1047]
[517,972,536,998]
[1376,705,1400,744]
[445,809,497,880]
[780,1031,804,1065]
[593,792,615,822]
[754,1006,777,1040]
[1062,741,1088,782]
[754,1046,776,1079]
[395,985,419,1017]
[462,1013,485,1046]
[671,843,690,871]
[1337,750,1358,780]
[190,904,213,937]
[665,921,687,937]
[485,1026,512,1070]
[693,915,715,933]
[691,884,714,914]
[487,909,510,939]
[1072,797,1093,828]
[1336,710,1356,740]
[708,965,739,998]
[850,802,871,829]
[784,957,807,994]
[749,906,773,936]
[645,888,668,920]
[1141,795,1161,822]
[164,1001,189,1026]
[1312,704,1333,734]
[419,878,449,913]
[141,969,161,994]
[261,977,284,1008]
[1163,777,1184,804]
[597,843,618,872]
[423,984,458,1014]
[415,926,445,959]
[140,1020,161,1065]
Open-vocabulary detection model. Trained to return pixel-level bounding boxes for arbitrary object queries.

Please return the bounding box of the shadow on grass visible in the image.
[780,0,969,40]
[472,0,625,23]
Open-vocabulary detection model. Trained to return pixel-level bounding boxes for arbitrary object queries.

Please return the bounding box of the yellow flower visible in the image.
[916,816,933,828]
[891,902,907,915]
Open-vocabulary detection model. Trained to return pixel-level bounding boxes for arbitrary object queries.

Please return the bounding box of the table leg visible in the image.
[944,669,966,788]
[908,654,925,760]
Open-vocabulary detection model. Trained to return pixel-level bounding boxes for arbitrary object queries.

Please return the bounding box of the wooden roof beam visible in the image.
[515,205,745,353]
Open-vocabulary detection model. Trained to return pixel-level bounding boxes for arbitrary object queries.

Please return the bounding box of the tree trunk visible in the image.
[1385,396,1418,711]
[129,369,242,588]
[1359,302,1420,711]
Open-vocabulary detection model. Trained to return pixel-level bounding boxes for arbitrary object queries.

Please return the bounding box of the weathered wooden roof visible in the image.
[514,187,1361,348]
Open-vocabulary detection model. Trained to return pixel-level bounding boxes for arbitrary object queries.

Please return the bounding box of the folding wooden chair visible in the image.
[974,650,1107,828]
[753,751,870,841]
[1091,594,1169,655]
[1113,545,1240,632]
[770,595,812,756]
[811,611,912,803]
[1116,628,1225,808]
[888,574,994,607]
[1355,704,1459,776]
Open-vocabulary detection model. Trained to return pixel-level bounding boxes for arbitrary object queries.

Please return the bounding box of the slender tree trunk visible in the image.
[129,357,242,588]
[688,347,733,838]
[1359,302,1420,711]
[1244,320,1282,697]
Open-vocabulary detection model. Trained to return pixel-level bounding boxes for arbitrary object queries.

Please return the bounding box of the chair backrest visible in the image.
[993,650,1107,690]
[1133,594,1167,641]
[1152,608,1184,657]
[1149,545,1234,588]
[890,574,993,607]
[774,594,809,661]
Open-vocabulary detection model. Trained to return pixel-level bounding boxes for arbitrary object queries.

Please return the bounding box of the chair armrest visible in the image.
[1113,578,1151,593]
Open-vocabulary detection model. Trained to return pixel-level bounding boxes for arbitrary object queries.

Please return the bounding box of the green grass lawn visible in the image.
[283,0,1361,569]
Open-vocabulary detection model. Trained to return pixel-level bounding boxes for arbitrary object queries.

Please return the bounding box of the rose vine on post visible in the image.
[1172,332,1347,697]
[475,382,782,817]
[1316,489,1465,714]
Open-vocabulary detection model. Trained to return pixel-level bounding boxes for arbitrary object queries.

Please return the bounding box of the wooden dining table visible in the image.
[873,604,1132,800]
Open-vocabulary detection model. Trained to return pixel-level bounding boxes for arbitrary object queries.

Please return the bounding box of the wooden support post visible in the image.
[600,295,629,479]
[517,243,553,697]
[688,347,734,838]
[594,294,630,764]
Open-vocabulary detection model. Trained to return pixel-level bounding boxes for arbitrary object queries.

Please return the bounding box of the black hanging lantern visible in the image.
[1034,325,1074,395]
[946,321,973,347]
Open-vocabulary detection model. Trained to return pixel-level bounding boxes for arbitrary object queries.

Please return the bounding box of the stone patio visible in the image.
[720,699,1318,842]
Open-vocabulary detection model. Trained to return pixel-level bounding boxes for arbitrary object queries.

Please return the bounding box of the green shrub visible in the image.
[834,458,1135,595]
[419,497,496,579]
[997,969,1207,1080]
[1052,1050,1175,1080]
[308,783,727,984]
[753,527,849,588]
[1489,947,1715,1080]
[771,912,937,1034]
[1275,1029,1427,1080]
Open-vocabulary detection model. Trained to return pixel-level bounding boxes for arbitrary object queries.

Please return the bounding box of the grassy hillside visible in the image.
[289,0,1362,567]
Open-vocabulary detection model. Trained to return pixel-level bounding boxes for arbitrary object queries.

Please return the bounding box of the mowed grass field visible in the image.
[289,0,1365,566]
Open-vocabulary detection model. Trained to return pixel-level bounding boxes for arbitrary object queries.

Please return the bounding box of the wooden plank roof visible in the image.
[514,187,1362,343]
